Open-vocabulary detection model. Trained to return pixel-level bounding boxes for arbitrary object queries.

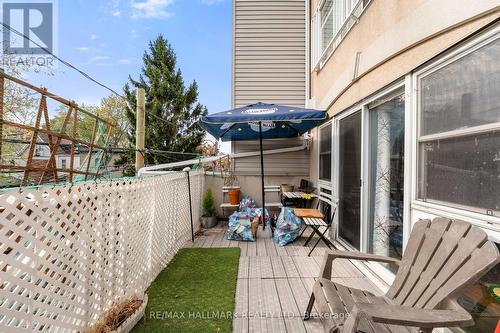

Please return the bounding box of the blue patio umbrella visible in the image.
[201,102,327,230]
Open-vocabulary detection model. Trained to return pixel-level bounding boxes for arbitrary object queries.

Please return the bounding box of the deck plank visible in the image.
[249,256,273,279]
[264,237,278,257]
[275,278,301,316]
[288,278,318,315]
[270,256,287,278]
[281,256,301,278]
[192,234,206,247]
[239,241,248,256]
[257,238,268,256]
[303,318,326,333]
[293,256,320,278]
[249,317,286,333]
[235,278,249,316]
[233,317,249,333]
[238,256,250,279]
[248,278,282,317]
[221,230,233,247]
[274,241,288,256]
[284,317,307,333]
[211,230,224,247]
[260,257,274,279]
[201,232,217,248]
[189,227,383,332]
[247,239,257,257]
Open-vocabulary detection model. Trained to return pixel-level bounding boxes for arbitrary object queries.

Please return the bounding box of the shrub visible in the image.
[202,188,217,217]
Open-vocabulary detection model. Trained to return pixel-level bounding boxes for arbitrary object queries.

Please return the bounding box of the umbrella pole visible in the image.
[259,121,266,231]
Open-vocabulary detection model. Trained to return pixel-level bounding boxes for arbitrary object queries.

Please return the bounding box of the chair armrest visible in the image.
[319,249,401,279]
[343,302,474,333]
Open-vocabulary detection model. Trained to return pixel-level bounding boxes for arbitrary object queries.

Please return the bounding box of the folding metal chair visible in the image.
[301,198,336,256]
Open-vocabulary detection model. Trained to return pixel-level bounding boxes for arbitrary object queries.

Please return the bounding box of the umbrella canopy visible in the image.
[201,102,327,141]
[200,102,327,232]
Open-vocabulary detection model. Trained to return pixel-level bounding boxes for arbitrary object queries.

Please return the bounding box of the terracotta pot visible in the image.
[228,189,240,205]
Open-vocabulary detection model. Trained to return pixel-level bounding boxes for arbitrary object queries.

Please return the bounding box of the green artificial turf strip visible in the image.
[131,248,240,333]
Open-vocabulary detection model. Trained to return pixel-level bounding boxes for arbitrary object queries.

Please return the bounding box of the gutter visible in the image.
[138,135,311,176]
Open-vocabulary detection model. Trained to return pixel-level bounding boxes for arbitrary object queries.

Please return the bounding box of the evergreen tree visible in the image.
[122,35,208,167]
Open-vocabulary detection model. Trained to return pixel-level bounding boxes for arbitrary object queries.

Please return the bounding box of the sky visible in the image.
[19,0,232,115]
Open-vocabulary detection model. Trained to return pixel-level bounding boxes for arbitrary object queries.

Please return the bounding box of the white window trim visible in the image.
[318,120,333,186]
[412,24,500,230]
[311,0,372,72]
[330,80,407,282]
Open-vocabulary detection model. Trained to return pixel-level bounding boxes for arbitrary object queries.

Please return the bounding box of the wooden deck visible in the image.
[188,223,382,333]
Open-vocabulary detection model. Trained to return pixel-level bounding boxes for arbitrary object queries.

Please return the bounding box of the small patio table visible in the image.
[294,207,334,256]
[282,192,317,208]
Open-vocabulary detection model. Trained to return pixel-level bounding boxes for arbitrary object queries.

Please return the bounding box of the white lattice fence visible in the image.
[0,171,204,332]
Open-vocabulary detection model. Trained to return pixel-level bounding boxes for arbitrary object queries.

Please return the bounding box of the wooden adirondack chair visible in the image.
[305,217,500,333]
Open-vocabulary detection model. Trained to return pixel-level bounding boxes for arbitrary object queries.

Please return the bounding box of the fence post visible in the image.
[184,167,195,242]
[136,88,146,172]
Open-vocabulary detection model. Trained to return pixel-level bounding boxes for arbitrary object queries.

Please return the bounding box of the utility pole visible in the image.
[135,88,146,172]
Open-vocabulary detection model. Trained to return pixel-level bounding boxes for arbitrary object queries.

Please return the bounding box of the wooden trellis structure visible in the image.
[0,71,116,187]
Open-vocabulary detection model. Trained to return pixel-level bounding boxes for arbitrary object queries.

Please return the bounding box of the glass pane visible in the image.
[368,94,405,272]
[319,124,332,181]
[421,38,500,136]
[418,130,500,214]
[338,112,361,249]
[321,2,334,51]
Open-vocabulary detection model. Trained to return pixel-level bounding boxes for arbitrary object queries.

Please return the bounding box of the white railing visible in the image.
[0,172,204,332]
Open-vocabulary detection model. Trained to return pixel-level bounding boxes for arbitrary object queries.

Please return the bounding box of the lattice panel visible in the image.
[0,172,204,332]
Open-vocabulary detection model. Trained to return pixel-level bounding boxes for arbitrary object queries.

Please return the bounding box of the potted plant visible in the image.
[222,157,240,205]
[201,188,218,228]
[224,170,240,205]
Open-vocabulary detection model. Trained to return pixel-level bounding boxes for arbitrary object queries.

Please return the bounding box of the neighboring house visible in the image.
[17,136,126,180]
[232,0,500,331]
[15,134,82,171]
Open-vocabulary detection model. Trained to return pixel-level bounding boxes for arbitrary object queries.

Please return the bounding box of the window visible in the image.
[319,123,332,181]
[320,0,334,51]
[338,112,361,249]
[311,0,370,69]
[418,37,500,216]
[61,159,67,170]
[35,145,41,157]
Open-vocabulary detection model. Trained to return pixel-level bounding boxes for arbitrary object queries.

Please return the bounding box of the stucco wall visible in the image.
[310,0,500,115]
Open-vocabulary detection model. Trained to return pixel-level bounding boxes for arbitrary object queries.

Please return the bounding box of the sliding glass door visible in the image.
[338,112,362,249]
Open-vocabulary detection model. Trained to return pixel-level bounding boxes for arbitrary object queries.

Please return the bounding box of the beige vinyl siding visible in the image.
[232,0,309,176]
[233,0,306,108]
[233,138,309,176]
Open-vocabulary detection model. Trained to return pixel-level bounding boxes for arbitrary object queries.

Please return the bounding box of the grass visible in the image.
[131,248,240,333]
